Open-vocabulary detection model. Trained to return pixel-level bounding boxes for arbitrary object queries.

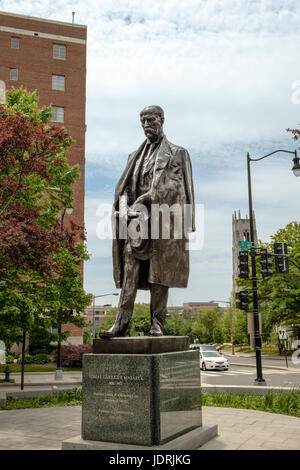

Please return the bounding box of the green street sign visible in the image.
[238,241,257,251]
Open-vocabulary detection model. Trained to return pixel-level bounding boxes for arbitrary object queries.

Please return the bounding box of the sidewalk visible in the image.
[1,369,300,450]
[0,405,300,450]
[0,371,82,391]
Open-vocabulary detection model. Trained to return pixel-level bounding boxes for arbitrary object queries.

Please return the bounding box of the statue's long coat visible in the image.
[112,135,195,289]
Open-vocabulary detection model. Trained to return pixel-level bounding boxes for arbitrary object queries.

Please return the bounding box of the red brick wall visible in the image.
[0,12,87,340]
[62,323,83,337]
[0,12,87,234]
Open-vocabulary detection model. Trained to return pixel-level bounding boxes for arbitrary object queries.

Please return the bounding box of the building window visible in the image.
[11,37,20,49]
[53,44,66,60]
[52,74,65,91]
[51,106,64,123]
[9,68,18,81]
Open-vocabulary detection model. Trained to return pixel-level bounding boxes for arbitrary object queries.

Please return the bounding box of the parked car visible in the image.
[199,350,229,371]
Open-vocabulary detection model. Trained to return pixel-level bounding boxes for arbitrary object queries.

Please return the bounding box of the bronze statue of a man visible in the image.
[100,105,195,338]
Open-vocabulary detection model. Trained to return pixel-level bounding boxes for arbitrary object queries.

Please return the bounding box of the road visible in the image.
[1,354,299,391]
[201,363,300,388]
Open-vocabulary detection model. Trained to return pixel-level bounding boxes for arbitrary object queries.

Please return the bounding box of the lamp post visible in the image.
[92,293,119,338]
[246,149,299,385]
[55,207,73,381]
[0,281,10,382]
[210,299,234,355]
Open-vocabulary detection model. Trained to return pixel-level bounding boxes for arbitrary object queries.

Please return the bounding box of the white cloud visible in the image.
[1,0,299,305]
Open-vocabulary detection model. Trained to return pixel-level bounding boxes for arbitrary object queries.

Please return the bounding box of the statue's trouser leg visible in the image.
[111,244,140,336]
[149,283,169,335]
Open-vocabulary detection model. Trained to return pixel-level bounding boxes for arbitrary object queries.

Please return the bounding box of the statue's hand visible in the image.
[127,209,140,218]
[114,207,141,219]
[134,191,153,205]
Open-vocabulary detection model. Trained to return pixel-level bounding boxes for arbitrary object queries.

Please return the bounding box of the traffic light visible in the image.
[238,251,249,279]
[274,243,289,274]
[260,249,273,278]
[236,290,249,311]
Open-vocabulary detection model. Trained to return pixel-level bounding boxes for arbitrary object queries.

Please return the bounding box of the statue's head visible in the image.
[140,105,164,142]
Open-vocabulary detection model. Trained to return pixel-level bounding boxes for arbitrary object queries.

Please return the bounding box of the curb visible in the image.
[229,362,300,372]
[8,371,82,376]
[0,381,82,388]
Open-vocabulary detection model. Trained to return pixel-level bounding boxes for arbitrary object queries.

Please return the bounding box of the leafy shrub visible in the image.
[7,351,18,359]
[53,344,92,367]
[18,354,35,364]
[32,353,50,364]
[5,354,16,364]
[17,354,50,364]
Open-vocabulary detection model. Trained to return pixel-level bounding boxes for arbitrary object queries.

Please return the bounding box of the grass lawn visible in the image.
[202,390,300,417]
[0,388,82,410]
[1,388,300,418]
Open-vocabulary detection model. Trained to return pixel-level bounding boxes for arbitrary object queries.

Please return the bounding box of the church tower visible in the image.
[232,210,258,294]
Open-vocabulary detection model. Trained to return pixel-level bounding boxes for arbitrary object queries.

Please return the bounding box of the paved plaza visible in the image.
[0,405,300,450]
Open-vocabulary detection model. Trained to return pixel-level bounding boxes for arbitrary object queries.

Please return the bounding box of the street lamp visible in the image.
[210,299,234,355]
[92,293,119,338]
[292,154,300,177]
[246,148,298,385]
[55,207,73,381]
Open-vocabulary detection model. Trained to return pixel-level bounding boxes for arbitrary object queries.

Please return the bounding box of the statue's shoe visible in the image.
[99,323,127,338]
[148,323,163,336]
[99,330,115,338]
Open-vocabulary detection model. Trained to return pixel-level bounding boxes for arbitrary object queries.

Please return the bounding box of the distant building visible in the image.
[0,11,87,345]
[84,305,114,337]
[167,302,222,316]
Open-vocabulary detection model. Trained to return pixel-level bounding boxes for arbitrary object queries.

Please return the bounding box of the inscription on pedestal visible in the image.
[82,354,154,446]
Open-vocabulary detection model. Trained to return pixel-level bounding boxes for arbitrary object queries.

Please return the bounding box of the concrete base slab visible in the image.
[62,424,218,450]
[93,336,189,355]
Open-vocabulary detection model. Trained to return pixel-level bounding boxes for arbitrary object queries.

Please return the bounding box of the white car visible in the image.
[200,351,229,371]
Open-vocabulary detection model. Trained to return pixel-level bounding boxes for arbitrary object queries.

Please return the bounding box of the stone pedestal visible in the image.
[62,337,218,450]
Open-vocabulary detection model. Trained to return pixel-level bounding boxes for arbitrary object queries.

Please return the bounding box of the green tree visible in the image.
[191,308,224,344]
[28,322,57,354]
[220,307,231,343]
[0,87,92,355]
[232,307,249,344]
[37,245,93,345]
[257,222,300,330]
[164,312,185,336]
[83,327,92,345]
[129,304,151,336]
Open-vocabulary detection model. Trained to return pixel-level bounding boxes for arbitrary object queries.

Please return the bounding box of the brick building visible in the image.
[167,302,221,315]
[0,11,87,344]
[84,305,115,338]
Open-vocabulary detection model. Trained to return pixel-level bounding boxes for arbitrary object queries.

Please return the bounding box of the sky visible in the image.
[1,0,300,307]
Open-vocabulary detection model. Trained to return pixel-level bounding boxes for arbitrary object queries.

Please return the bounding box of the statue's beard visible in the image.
[144,128,162,142]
